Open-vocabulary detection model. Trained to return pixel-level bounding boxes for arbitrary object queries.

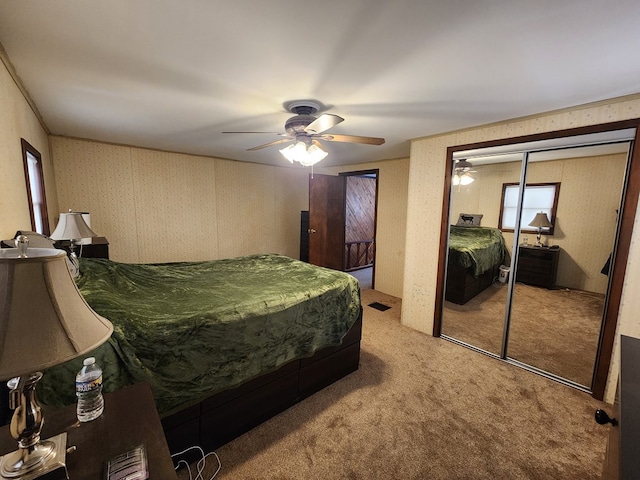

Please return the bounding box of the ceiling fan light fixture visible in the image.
[452,159,475,185]
[459,173,475,185]
[452,172,474,185]
[279,142,302,163]
[455,159,473,170]
[279,141,327,167]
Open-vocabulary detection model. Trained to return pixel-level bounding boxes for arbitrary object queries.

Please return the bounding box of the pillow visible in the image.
[456,213,483,226]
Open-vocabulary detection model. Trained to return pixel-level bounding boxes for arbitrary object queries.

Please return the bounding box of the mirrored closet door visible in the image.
[441,154,523,357]
[439,128,635,392]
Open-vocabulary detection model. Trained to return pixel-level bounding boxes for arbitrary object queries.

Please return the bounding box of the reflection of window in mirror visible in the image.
[498,182,560,234]
[21,139,50,235]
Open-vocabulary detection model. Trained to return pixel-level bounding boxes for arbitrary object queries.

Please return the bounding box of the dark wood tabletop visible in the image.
[0,382,178,479]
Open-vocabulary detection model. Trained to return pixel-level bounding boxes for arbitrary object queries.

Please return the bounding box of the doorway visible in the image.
[434,121,640,400]
[306,170,379,289]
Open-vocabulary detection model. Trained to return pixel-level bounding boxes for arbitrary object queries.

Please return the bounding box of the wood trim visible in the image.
[338,169,379,177]
[434,118,640,400]
[448,119,640,153]
[20,138,50,236]
[592,127,640,399]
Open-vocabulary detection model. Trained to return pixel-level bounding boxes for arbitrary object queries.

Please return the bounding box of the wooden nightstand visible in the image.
[54,236,110,259]
[0,382,177,479]
[516,245,560,289]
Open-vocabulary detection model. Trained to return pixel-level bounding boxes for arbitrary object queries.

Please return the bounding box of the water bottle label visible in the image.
[76,375,102,393]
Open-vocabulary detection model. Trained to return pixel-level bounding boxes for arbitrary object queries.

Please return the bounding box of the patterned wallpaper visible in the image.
[214,160,308,260]
[0,59,56,238]
[51,137,309,264]
[405,94,640,403]
[52,139,139,261]
[50,135,408,298]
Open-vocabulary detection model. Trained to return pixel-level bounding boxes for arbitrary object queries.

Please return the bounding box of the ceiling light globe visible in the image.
[460,174,475,185]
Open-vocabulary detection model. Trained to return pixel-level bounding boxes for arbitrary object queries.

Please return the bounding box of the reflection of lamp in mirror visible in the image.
[0,238,113,479]
[452,160,475,186]
[529,212,553,247]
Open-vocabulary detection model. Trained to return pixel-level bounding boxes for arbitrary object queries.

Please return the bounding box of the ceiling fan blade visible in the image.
[304,114,344,134]
[319,134,385,145]
[222,131,285,135]
[247,138,293,151]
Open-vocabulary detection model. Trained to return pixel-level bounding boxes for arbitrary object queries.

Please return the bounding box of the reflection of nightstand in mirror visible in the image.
[516,245,560,289]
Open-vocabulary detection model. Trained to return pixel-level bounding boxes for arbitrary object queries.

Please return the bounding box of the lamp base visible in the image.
[0,433,68,480]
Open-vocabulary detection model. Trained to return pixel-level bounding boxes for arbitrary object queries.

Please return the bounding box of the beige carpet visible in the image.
[179,289,609,480]
[442,282,603,387]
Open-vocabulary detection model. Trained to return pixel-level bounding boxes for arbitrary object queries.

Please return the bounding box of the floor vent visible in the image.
[368,302,391,312]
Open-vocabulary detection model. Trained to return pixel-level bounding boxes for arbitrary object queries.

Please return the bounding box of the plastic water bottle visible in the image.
[76,357,104,422]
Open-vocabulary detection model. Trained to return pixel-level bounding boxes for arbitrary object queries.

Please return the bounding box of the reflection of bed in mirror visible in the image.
[445,225,506,305]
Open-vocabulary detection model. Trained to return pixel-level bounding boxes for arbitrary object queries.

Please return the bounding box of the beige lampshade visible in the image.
[528,212,553,229]
[50,211,97,241]
[0,248,113,380]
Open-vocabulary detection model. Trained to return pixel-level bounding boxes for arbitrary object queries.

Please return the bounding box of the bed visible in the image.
[445,225,506,304]
[38,253,363,453]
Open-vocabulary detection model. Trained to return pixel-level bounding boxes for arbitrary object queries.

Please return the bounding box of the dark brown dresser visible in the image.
[516,245,560,288]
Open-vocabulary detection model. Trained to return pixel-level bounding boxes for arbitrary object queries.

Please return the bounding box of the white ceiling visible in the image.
[1,0,639,167]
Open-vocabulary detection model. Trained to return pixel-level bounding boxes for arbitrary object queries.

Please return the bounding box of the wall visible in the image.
[451,153,627,294]
[319,158,409,298]
[50,134,409,297]
[0,57,57,238]
[404,94,640,403]
[51,137,309,263]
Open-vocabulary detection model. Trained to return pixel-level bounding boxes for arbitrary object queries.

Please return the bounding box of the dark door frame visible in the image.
[433,119,640,400]
[339,169,380,290]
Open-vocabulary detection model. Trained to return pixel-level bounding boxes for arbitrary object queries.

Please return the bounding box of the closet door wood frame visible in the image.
[433,118,640,401]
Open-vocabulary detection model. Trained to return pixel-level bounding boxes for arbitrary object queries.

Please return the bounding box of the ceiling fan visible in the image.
[453,159,476,186]
[222,100,385,166]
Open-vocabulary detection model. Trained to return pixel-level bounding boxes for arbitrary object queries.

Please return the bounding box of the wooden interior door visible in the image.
[308,174,346,270]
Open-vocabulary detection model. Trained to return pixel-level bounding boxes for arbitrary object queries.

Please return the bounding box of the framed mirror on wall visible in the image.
[435,120,640,399]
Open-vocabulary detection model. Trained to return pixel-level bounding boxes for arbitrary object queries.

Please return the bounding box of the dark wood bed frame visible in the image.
[445,263,497,305]
[161,308,363,454]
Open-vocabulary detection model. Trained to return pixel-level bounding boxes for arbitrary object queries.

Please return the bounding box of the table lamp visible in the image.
[528,212,553,247]
[49,210,97,277]
[0,237,113,479]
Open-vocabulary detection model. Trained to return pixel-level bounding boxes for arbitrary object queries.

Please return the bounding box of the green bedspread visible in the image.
[448,226,506,277]
[40,254,361,417]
